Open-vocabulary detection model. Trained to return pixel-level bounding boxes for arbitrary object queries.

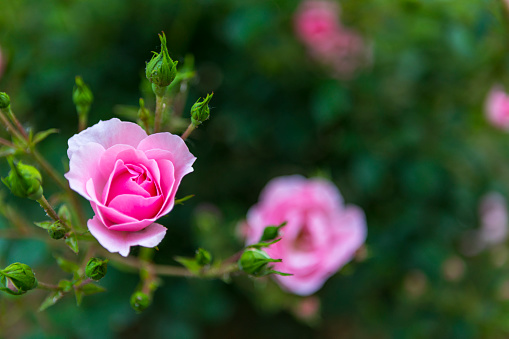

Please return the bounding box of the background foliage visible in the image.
[1,0,509,338]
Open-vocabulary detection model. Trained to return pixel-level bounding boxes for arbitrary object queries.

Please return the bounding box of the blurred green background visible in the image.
[2,0,509,338]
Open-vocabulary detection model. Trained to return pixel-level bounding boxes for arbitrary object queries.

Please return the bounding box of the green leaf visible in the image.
[39,290,64,311]
[174,256,201,275]
[80,283,106,296]
[34,221,53,230]
[32,128,59,145]
[55,256,79,274]
[174,194,194,205]
[65,232,79,254]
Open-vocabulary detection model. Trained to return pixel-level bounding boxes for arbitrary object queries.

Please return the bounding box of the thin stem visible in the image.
[181,123,196,141]
[36,195,72,233]
[5,107,29,140]
[0,137,15,148]
[30,149,87,228]
[0,110,25,145]
[154,95,165,133]
[37,281,60,291]
[78,112,88,132]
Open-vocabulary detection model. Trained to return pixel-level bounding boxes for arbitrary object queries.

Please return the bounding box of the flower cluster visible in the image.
[294,0,369,78]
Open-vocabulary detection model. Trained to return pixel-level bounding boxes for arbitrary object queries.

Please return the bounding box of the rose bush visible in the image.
[65,118,196,256]
[245,175,366,296]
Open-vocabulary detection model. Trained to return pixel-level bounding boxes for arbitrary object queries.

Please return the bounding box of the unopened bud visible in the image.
[146,32,178,89]
[138,98,150,122]
[2,158,43,200]
[0,92,10,109]
[72,76,93,110]
[195,248,212,266]
[190,93,213,126]
[48,222,66,240]
[130,291,150,312]
[85,258,108,281]
[259,222,286,242]
[0,263,38,295]
[238,248,281,277]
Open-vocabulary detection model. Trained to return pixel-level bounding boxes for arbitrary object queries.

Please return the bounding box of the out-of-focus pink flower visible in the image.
[294,1,341,46]
[294,0,369,78]
[294,296,321,320]
[479,192,508,246]
[485,85,509,130]
[65,118,196,256]
[245,175,366,296]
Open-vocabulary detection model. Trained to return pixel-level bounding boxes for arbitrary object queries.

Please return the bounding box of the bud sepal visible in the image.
[190,93,213,126]
[0,263,38,295]
[85,258,109,281]
[2,157,43,200]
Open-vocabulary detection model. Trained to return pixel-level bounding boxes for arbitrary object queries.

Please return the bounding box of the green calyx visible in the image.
[146,32,178,88]
[190,93,213,126]
[72,76,93,110]
[0,92,11,109]
[48,222,67,240]
[85,258,109,281]
[0,262,38,295]
[195,248,212,266]
[2,158,43,200]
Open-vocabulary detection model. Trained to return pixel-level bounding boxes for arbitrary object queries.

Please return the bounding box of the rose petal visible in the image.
[108,194,164,222]
[68,118,147,160]
[64,142,106,199]
[88,216,166,257]
[138,133,196,179]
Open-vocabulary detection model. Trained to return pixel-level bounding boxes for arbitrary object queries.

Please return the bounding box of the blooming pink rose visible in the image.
[485,85,509,130]
[65,118,196,256]
[245,175,367,296]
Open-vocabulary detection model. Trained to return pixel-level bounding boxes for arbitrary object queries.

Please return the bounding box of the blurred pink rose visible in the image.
[485,85,509,130]
[65,118,196,256]
[245,175,367,295]
[479,192,508,246]
[294,0,369,78]
[294,0,341,46]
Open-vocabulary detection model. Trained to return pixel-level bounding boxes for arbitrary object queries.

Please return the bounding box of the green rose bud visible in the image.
[48,221,66,240]
[0,92,10,109]
[190,93,213,126]
[2,158,43,200]
[0,263,38,295]
[146,32,178,88]
[195,248,212,266]
[238,248,282,277]
[259,222,287,242]
[72,76,93,109]
[130,291,150,312]
[85,258,109,281]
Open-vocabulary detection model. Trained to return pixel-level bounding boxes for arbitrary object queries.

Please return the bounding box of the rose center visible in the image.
[105,163,158,205]
[293,226,314,252]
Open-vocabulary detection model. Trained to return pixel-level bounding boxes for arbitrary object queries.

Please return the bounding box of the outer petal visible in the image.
[68,118,148,160]
[88,216,166,257]
[137,133,196,179]
[64,142,106,199]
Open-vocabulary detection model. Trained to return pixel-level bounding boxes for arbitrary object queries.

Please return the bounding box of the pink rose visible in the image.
[294,1,341,47]
[245,175,367,296]
[485,85,509,130]
[65,118,196,256]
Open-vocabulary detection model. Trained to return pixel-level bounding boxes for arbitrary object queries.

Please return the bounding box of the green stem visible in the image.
[181,123,196,141]
[5,107,29,140]
[30,149,87,228]
[0,137,15,148]
[153,95,165,133]
[37,282,60,291]
[36,195,72,232]
[78,111,88,132]
[0,109,26,146]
